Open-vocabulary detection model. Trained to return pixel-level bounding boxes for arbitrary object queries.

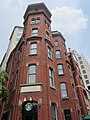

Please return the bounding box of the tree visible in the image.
[0,71,9,103]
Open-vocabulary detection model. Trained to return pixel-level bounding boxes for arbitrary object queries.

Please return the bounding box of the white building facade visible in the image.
[73,50,90,114]
[0,26,23,71]
[73,50,90,91]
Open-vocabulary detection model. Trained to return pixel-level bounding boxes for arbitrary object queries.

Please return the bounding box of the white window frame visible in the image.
[55,40,59,46]
[30,43,37,55]
[58,64,64,75]
[60,83,68,98]
[46,31,50,40]
[49,68,55,87]
[28,65,36,84]
[32,28,38,36]
[51,103,57,120]
[48,47,52,59]
[56,50,61,59]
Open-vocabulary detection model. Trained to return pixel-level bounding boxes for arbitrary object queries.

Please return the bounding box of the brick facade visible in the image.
[1,3,88,120]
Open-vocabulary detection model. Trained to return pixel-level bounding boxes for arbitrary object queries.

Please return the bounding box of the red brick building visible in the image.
[1,3,88,120]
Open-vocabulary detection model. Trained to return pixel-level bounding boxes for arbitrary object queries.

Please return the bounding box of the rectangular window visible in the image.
[48,47,52,59]
[30,43,37,55]
[60,83,68,98]
[80,61,83,64]
[78,57,81,60]
[36,17,40,23]
[46,31,50,40]
[82,70,86,74]
[62,42,66,47]
[31,18,35,24]
[88,86,90,90]
[56,50,61,59]
[55,40,59,46]
[64,110,72,120]
[84,75,88,79]
[86,80,89,84]
[58,64,64,75]
[51,103,57,120]
[32,28,38,36]
[49,68,55,87]
[81,65,84,69]
[28,65,36,84]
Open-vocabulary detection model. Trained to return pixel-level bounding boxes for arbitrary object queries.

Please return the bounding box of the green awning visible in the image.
[83,115,90,120]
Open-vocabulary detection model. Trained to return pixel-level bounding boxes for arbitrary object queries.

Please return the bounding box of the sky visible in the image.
[0,0,90,63]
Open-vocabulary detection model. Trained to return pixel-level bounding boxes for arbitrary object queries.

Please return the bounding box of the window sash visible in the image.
[56,51,61,59]
[49,69,55,87]
[61,90,68,98]
[60,83,68,98]
[58,64,64,75]
[48,48,52,59]
[84,75,88,79]
[28,65,36,84]
[51,104,57,120]
[55,40,58,46]
[31,18,35,24]
[30,43,37,55]
[32,29,38,36]
[46,32,50,40]
[30,49,37,55]
[28,74,36,84]
[36,17,40,23]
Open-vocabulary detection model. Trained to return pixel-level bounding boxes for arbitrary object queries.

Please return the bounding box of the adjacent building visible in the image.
[0,26,23,71]
[73,50,90,92]
[1,3,89,120]
[73,50,90,114]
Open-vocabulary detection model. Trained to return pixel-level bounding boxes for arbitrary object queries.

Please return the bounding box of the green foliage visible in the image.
[0,71,9,103]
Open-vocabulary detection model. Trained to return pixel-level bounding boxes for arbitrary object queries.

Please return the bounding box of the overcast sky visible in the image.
[0,0,90,63]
